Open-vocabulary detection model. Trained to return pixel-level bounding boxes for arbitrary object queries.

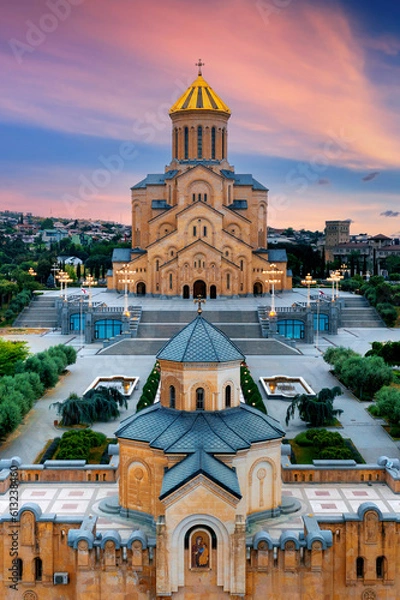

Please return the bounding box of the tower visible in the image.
[109,63,291,297]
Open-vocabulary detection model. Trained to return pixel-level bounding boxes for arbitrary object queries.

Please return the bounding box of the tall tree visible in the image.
[285,386,343,427]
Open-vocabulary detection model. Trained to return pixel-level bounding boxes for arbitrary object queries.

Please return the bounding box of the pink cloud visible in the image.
[1,0,399,170]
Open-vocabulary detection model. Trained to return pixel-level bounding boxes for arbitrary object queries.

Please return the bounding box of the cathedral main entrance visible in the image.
[193,280,206,298]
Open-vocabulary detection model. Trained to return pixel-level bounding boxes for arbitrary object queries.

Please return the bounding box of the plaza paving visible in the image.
[1,290,400,465]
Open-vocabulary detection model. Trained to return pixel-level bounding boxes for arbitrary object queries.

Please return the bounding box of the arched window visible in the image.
[356,557,364,578]
[222,128,226,159]
[34,557,43,581]
[174,128,178,158]
[204,193,207,202]
[169,273,173,290]
[169,385,176,409]
[203,226,207,237]
[184,126,189,159]
[211,126,216,159]
[196,387,205,410]
[193,226,197,236]
[192,193,196,202]
[225,385,232,408]
[240,259,244,271]
[16,558,23,581]
[155,259,159,272]
[376,556,385,578]
[197,126,203,158]
[227,273,230,290]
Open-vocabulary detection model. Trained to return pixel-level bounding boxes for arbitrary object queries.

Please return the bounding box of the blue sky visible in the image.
[0,0,399,234]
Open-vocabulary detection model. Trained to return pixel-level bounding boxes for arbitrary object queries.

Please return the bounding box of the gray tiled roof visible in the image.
[116,403,285,451]
[160,449,241,499]
[131,170,178,190]
[156,314,245,363]
[116,403,285,500]
[112,248,132,263]
[266,249,288,263]
[220,170,268,191]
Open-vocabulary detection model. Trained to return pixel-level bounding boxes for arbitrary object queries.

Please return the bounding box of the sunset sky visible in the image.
[1,0,399,235]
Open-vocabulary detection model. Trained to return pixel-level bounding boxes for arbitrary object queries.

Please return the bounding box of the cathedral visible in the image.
[108,63,291,298]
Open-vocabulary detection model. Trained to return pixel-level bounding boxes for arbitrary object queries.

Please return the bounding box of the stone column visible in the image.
[231,515,246,596]
[305,308,314,344]
[156,516,170,597]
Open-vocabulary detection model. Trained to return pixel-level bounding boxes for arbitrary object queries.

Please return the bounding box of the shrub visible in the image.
[376,302,397,327]
[56,430,106,461]
[294,431,314,447]
[40,437,61,463]
[240,364,267,414]
[136,362,161,412]
[318,446,353,460]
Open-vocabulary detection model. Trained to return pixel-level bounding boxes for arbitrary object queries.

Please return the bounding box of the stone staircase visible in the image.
[340,296,384,328]
[100,309,299,356]
[12,295,58,328]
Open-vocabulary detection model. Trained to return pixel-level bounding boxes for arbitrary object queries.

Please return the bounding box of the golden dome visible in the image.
[169,74,231,115]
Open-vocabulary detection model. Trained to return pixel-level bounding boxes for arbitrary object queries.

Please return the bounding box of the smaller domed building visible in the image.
[116,309,285,596]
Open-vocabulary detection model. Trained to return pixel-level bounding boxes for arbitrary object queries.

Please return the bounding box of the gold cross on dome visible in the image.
[194,295,206,314]
[196,59,205,76]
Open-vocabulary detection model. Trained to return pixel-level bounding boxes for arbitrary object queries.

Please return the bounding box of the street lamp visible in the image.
[28,267,37,277]
[118,264,135,317]
[57,271,73,301]
[82,274,97,308]
[263,263,283,316]
[326,271,342,302]
[56,270,66,297]
[301,273,316,307]
[333,269,344,300]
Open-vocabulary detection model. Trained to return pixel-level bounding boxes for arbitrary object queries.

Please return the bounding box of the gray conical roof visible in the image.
[156,314,245,363]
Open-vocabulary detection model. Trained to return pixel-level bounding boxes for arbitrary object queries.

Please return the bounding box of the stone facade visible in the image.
[108,68,291,298]
[1,501,400,599]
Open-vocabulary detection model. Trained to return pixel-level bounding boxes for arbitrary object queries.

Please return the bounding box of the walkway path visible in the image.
[1,292,399,464]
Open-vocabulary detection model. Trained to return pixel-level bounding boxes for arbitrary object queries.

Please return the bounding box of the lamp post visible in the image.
[334,269,344,300]
[57,271,73,301]
[263,263,283,316]
[118,264,135,317]
[326,273,337,302]
[301,273,316,307]
[28,267,37,278]
[82,274,97,308]
[56,270,66,297]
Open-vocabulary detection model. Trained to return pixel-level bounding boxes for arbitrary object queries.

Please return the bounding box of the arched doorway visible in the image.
[183,285,190,299]
[210,285,217,299]
[193,280,206,298]
[253,282,263,296]
[136,282,146,296]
